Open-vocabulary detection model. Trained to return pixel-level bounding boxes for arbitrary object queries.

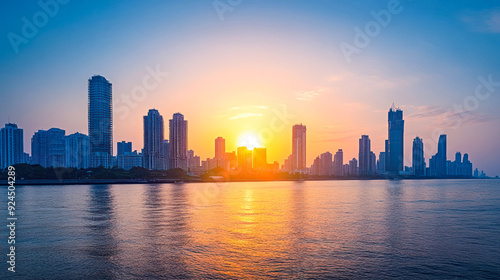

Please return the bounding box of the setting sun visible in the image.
[237,131,262,150]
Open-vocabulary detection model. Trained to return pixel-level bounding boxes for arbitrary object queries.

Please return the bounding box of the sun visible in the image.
[237,131,261,150]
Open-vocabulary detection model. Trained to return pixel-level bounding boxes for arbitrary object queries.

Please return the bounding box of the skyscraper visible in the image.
[88,75,113,168]
[319,151,333,176]
[215,137,225,159]
[252,147,267,170]
[385,105,404,174]
[169,113,188,170]
[32,128,65,168]
[0,123,24,169]
[333,149,343,176]
[358,135,371,176]
[437,134,447,177]
[65,132,90,169]
[237,146,252,170]
[117,141,132,156]
[412,136,425,176]
[292,124,306,172]
[143,109,165,170]
[162,140,170,170]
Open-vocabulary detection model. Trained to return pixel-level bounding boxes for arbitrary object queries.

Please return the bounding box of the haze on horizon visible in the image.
[1,0,499,176]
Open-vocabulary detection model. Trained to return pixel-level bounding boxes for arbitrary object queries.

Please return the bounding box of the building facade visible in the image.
[169,113,188,170]
[0,123,24,169]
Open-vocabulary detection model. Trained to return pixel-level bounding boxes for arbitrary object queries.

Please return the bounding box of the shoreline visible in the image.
[5,176,494,186]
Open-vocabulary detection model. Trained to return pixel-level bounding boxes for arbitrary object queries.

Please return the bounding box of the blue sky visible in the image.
[1,0,499,175]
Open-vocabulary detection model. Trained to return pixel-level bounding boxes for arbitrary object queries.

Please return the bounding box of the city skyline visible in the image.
[1,1,499,175]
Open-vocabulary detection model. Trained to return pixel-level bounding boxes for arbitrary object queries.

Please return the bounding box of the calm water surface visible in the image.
[1,179,500,279]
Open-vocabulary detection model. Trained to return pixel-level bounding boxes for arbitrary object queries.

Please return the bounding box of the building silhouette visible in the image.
[215,137,225,160]
[88,75,113,168]
[319,151,333,176]
[0,123,24,169]
[377,152,385,173]
[169,113,188,170]
[117,141,132,156]
[385,105,404,174]
[32,128,65,168]
[292,124,306,172]
[143,109,165,170]
[333,149,343,176]
[412,137,425,176]
[253,147,267,170]
[65,132,90,169]
[358,135,372,175]
[237,146,252,170]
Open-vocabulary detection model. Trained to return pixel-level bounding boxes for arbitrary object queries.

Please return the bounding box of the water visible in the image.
[2,179,500,279]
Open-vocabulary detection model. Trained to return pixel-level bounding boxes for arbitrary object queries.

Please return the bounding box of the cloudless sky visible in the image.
[1,0,499,175]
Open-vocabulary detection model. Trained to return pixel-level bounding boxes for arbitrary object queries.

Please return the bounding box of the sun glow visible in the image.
[237,131,262,150]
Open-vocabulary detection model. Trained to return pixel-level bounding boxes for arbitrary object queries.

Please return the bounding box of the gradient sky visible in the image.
[1,0,499,176]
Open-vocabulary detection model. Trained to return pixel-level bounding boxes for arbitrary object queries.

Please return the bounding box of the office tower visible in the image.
[358,135,371,176]
[377,152,386,173]
[117,141,132,156]
[252,148,267,170]
[333,149,343,176]
[0,123,24,169]
[462,153,473,177]
[237,146,252,170]
[282,154,293,173]
[437,134,447,176]
[412,137,425,176]
[292,124,306,172]
[65,133,90,169]
[32,128,65,168]
[370,151,376,174]
[143,109,165,170]
[88,75,113,168]
[169,113,188,170]
[349,158,358,176]
[215,137,225,159]
[319,151,333,176]
[385,105,404,173]
[162,140,170,170]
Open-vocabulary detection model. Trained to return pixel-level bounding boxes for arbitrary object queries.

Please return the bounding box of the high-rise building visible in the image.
[117,141,132,156]
[437,134,447,177]
[162,140,170,170]
[348,158,358,176]
[88,75,113,168]
[32,128,65,168]
[377,151,386,173]
[237,146,252,170]
[358,135,372,176]
[169,113,188,170]
[412,137,425,176]
[252,147,267,170]
[292,124,306,172]
[143,109,165,170]
[215,137,225,159]
[370,151,376,174]
[319,151,333,176]
[385,105,404,174]
[0,123,24,169]
[333,149,343,176]
[117,150,143,170]
[65,132,90,169]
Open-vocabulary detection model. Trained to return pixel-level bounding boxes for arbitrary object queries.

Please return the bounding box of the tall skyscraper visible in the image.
[412,136,425,176]
[88,75,113,168]
[252,147,267,170]
[65,132,90,169]
[169,113,188,170]
[437,134,447,177]
[333,149,343,176]
[0,123,24,169]
[215,137,225,159]
[292,124,306,172]
[358,135,371,176]
[143,109,165,170]
[117,141,132,156]
[385,105,404,174]
[32,128,65,168]
[319,151,333,176]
